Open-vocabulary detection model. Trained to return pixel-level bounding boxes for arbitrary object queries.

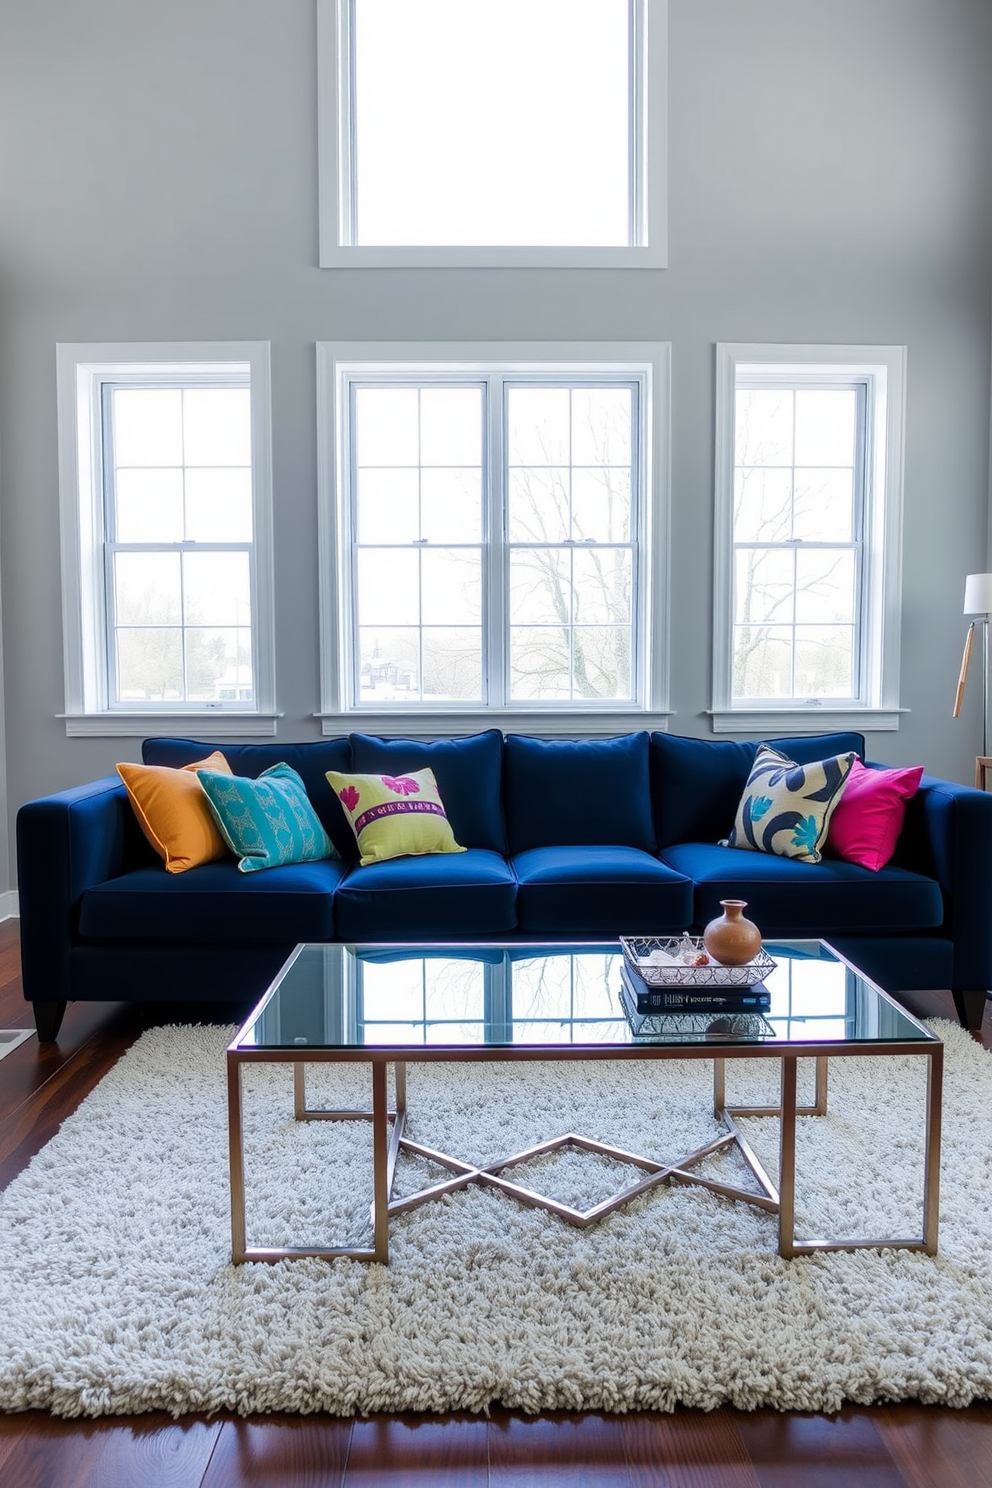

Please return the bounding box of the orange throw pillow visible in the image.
[116,752,234,874]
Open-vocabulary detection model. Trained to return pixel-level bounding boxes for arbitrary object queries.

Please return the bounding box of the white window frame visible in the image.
[55,341,279,738]
[316,0,668,269]
[316,340,672,736]
[710,342,907,734]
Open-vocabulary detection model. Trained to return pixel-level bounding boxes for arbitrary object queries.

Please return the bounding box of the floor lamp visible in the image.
[960,572,992,787]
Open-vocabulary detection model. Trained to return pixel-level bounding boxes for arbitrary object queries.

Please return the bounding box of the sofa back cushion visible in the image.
[504,732,655,854]
[141,737,355,860]
[650,731,866,849]
[349,730,506,853]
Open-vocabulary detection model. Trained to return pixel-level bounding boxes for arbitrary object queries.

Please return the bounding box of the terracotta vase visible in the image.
[702,899,761,966]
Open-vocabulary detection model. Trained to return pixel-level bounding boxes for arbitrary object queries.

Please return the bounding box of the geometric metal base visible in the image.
[391,1127,771,1229]
[387,1055,805,1234]
[228,1045,942,1265]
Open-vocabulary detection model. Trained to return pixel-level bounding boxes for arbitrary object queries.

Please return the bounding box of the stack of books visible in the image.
[617,981,775,1042]
[619,957,771,1017]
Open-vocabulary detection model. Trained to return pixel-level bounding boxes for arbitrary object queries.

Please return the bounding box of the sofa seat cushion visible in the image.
[512,846,693,936]
[78,859,344,944]
[660,842,943,935]
[334,849,517,941]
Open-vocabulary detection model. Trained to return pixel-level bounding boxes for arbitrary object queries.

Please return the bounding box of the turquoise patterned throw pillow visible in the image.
[726,744,856,865]
[198,763,338,873]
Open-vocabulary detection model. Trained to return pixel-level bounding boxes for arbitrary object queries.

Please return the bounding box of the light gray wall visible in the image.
[0,0,990,885]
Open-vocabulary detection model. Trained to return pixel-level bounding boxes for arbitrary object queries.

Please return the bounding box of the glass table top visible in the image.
[234,940,938,1053]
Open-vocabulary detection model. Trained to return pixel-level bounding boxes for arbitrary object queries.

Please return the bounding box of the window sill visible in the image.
[319,245,668,271]
[706,707,906,735]
[315,709,674,739]
[60,713,282,739]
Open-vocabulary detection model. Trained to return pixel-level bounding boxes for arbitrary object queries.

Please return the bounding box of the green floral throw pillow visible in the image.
[326,766,465,867]
[198,762,338,873]
[726,744,857,864]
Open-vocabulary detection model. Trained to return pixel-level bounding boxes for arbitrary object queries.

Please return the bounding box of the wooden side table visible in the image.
[976,757,992,790]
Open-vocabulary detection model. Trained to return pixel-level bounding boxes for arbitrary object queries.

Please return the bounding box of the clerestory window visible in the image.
[318,0,668,268]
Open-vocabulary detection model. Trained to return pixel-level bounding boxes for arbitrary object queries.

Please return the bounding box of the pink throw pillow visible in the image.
[827,758,924,872]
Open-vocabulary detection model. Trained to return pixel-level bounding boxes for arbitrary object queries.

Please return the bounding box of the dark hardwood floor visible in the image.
[0,920,990,1487]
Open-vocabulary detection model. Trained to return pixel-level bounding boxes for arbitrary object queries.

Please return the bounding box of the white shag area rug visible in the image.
[2,1020,992,1419]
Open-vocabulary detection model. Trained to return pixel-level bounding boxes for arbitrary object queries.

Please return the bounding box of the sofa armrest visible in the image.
[16,777,138,1006]
[894,771,992,991]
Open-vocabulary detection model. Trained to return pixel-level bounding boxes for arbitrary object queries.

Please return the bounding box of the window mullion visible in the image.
[788,389,798,699]
[178,389,188,702]
[487,375,506,709]
[415,387,424,702]
[627,0,640,248]
[631,375,644,708]
[345,377,361,709]
[101,384,117,710]
[344,0,358,245]
[567,390,577,701]
[854,380,870,705]
[789,545,798,699]
[178,549,188,703]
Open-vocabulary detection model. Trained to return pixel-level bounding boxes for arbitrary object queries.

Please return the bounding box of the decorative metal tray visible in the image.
[620,935,777,990]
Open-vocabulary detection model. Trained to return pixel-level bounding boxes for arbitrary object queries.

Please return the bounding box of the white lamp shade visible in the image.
[964,573,992,614]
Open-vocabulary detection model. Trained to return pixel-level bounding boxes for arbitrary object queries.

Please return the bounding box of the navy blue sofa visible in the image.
[16,728,992,1040]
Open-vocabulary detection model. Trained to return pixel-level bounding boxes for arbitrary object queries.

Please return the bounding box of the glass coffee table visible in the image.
[227,940,942,1265]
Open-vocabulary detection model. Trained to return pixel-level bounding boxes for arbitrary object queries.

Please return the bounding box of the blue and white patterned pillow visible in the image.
[198,763,338,873]
[726,744,856,864]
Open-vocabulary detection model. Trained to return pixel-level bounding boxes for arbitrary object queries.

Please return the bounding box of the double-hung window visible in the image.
[318,0,667,268]
[317,342,670,731]
[56,342,277,736]
[711,344,906,732]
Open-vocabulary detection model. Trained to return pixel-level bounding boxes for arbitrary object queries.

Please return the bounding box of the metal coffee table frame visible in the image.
[227,945,943,1265]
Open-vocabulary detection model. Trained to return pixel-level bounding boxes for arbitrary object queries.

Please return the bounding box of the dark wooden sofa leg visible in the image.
[33,1001,67,1043]
[952,988,988,1032]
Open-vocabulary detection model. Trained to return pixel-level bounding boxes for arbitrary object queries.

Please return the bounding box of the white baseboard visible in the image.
[0,891,19,922]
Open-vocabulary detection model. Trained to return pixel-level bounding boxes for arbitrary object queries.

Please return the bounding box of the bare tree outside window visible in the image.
[360,958,487,1044]
[511,952,625,1041]
[108,386,256,705]
[732,386,860,704]
[354,384,485,703]
[351,377,640,708]
[508,386,634,702]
